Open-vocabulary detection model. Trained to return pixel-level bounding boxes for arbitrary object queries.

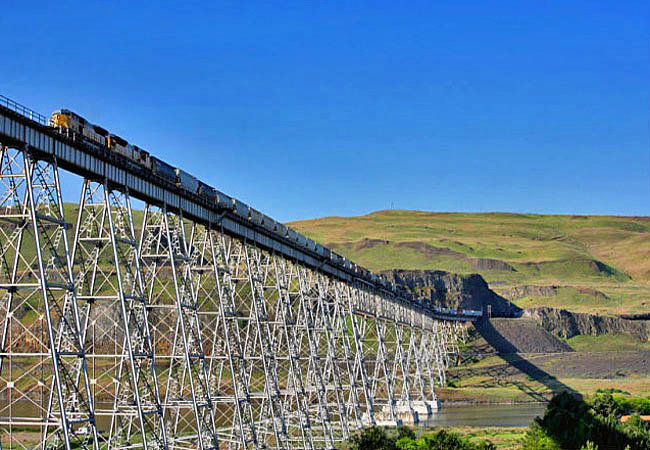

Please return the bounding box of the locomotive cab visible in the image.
[51,109,87,133]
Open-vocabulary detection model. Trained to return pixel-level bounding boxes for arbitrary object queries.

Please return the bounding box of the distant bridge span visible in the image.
[0,95,480,450]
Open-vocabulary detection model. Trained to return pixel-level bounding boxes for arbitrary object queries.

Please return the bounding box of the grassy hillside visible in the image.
[289,210,650,315]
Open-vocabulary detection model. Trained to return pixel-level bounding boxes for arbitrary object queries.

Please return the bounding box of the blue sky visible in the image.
[1,1,648,221]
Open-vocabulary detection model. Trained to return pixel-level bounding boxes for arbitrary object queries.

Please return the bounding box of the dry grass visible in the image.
[289,210,650,314]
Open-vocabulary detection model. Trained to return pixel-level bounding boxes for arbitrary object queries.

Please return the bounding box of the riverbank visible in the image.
[345,392,650,449]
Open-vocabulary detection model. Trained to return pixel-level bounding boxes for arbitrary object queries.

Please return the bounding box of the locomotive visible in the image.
[49,108,356,275]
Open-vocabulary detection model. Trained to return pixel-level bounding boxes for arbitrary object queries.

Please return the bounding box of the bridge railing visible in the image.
[0,94,50,126]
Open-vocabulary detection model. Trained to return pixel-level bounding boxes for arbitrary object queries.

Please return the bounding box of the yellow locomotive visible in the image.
[51,109,108,148]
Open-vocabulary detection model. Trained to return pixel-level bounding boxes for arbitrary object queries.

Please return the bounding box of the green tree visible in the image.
[348,426,393,450]
[522,422,561,450]
[592,393,621,418]
[624,414,648,432]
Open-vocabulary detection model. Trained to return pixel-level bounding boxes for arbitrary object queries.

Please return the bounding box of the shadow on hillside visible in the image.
[471,318,580,402]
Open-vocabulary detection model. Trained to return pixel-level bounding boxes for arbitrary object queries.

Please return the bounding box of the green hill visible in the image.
[289,210,650,316]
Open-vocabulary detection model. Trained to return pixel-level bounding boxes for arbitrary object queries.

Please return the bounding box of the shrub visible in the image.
[580,442,598,450]
[350,427,495,450]
[526,392,650,450]
[347,426,415,450]
[521,422,561,450]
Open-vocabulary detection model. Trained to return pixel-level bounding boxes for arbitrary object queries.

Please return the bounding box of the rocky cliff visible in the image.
[381,269,650,343]
[523,307,650,341]
[380,269,521,317]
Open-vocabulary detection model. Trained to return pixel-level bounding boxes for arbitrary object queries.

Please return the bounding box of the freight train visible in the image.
[49,108,363,274]
[48,108,486,318]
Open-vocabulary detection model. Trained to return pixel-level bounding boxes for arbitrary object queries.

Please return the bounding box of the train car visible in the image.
[321,247,331,260]
[233,199,250,219]
[263,214,277,233]
[305,238,317,253]
[175,169,200,194]
[51,109,106,148]
[107,134,131,159]
[151,157,176,183]
[287,228,299,243]
[275,222,288,238]
[215,190,234,211]
[198,181,217,202]
[131,145,152,170]
[249,207,265,226]
[331,252,343,265]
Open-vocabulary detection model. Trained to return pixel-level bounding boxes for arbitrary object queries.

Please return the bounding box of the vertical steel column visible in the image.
[391,318,416,423]
[0,146,99,450]
[70,179,123,444]
[240,241,288,449]
[140,205,218,450]
[418,323,439,405]
[329,280,365,431]
[431,321,447,387]
[308,271,350,441]
[342,284,375,427]
[103,183,168,449]
[406,323,426,403]
[0,144,40,450]
[360,289,398,425]
[403,313,433,417]
[208,228,258,449]
[269,255,316,450]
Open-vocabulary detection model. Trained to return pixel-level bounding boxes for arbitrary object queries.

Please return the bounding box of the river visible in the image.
[421,403,547,428]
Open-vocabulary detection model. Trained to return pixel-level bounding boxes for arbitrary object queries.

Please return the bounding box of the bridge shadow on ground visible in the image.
[467,318,580,402]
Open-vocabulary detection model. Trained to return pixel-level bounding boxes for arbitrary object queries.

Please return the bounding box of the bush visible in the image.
[591,392,621,418]
[615,396,650,415]
[347,426,415,450]
[580,441,598,450]
[521,422,561,450]
[523,392,650,450]
[348,427,494,450]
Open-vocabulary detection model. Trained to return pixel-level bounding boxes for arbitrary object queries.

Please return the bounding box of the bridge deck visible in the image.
[0,95,480,322]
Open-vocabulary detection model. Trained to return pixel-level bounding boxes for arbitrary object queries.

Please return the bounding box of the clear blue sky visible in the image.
[2,1,648,221]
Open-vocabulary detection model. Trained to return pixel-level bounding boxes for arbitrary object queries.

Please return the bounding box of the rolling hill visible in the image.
[289,210,650,316]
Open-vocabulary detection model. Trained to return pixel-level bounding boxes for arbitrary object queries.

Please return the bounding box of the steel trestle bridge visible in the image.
[0,95,480,450]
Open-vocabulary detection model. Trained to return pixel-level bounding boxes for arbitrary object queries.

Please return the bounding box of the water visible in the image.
[421,403,547,428]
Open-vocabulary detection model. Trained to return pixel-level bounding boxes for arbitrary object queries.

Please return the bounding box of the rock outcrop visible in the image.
[471,258,516,272]
[380,269,521,317]
[523,307,650,341]
[499,285,608,301]
[500,285,560,300]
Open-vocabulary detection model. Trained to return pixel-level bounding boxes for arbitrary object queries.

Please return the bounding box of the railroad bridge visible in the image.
[0,95,481,450]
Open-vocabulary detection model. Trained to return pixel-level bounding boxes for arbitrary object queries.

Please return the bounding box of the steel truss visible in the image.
[0,146,98,450]
[0,143,468,450]
[72,180,168,450]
